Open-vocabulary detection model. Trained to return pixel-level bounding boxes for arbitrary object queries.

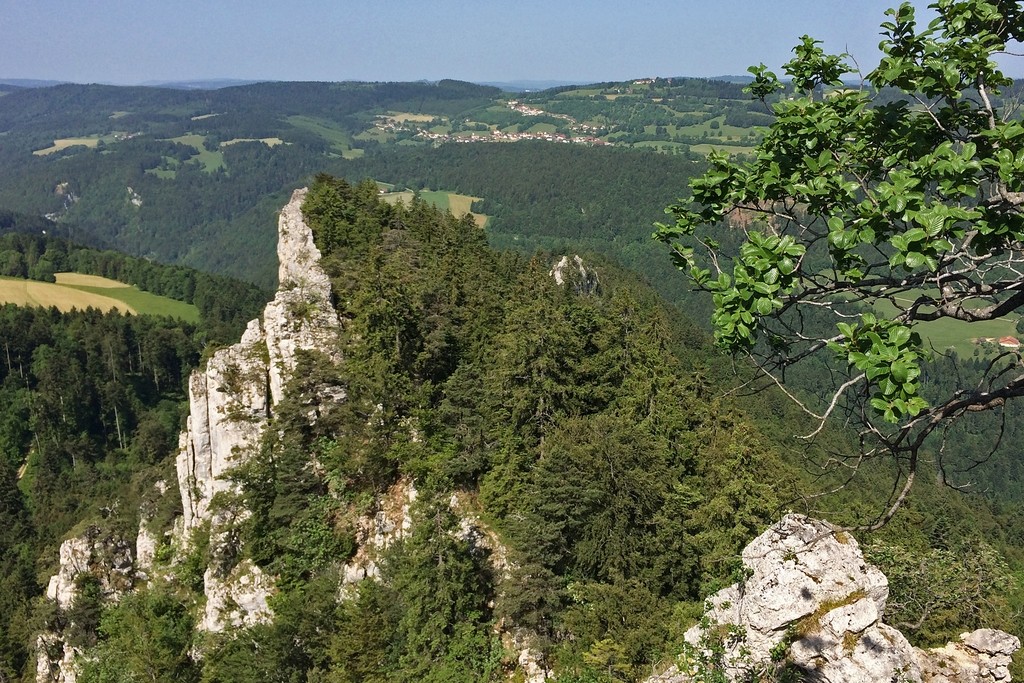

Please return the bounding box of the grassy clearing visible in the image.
[525,122,557,134]
[287,115,355,151]
[387,112,436,123]
[557,88,603,98]
[380,189,488,228]
[873,295,1020,358]
[165,134,226,172]
[690,143,758,156]
[55,272,199,321]
[57,273,131,288]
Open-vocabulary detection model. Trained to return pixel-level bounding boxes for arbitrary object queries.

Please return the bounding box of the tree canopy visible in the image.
[656,0,1024,527]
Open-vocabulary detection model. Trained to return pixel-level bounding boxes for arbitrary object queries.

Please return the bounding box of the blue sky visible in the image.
[2,0,1015,85]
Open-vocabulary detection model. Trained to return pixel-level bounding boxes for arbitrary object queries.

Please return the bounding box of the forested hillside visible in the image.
[8,176,1018,683]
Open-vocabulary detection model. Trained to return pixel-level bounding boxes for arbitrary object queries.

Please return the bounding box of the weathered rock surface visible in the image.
[200,559,275,632]
[649,514,1020,683]
[37,526,136,682]
[341,477,418,586]
[550,254,599,295]
[45,528,135,611]
[37,189,345,681]
[36,633,81,683]
[170,187,344,633]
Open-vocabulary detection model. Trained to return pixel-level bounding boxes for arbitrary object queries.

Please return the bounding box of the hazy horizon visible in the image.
[6,0,1020,86]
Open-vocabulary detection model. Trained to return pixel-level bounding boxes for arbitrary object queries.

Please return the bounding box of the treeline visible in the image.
[0,80,501,141]
[0,223,269,345]
[343,141,718,326]
[345,142,706,242]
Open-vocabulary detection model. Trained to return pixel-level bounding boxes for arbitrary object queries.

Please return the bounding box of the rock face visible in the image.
[650,514,1020,683]
[37,189,341,680]
[171,187,343,632]
[550,254,599,295]
[176,188,342,536]
[37,526,137,683]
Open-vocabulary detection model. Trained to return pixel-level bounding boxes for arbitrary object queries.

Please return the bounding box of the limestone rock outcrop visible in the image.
[550,254,599,295]
[176,188,342,536]
[37,526,137,683]
[37,189,339,680]
[342,477,418,586]
[172,187,343,632]
[649,514,1020,683]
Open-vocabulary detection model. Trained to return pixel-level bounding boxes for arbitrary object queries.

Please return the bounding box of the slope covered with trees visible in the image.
[21,176,1017,683]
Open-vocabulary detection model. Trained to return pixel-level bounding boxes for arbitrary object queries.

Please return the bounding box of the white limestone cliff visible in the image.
[649,514,1020,683]
[36,190,338,680]
[172,187,343,632]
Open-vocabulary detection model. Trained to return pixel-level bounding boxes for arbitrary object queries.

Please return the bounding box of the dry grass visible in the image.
[54,273,127,288]
[387,112,436,123]
[221,137,285,147]
[0,278,133,313]
[33,138,100,156]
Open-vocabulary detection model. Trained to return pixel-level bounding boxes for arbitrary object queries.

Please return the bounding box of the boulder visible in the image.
[650,514,1019,683]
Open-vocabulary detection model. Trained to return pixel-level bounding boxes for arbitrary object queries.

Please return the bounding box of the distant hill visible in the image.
[137,78,268,89]
[476,79,593,91]
[0,78,66,88]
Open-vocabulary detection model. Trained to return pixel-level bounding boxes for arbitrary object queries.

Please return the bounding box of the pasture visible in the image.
[286,116,362,158]
[221,137,285,147]
[387,112,436,123]
[165,134,226,172]
[0,274,199,321]
[873,294,1020,358]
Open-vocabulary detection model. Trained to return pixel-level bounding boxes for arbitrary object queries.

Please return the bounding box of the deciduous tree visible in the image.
[656,0,1024,527]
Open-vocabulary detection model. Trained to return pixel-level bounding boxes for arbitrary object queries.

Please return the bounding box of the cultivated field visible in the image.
[0,277,128,312]
[0,273,199,321]
[33,137,101,156]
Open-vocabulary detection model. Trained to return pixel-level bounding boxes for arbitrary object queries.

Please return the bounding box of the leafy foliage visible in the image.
[656,0,1024,526]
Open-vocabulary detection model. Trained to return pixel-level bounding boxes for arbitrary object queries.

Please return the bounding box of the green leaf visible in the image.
[904,251,926,269]
[890,360,909,384]
[888,326,911,347]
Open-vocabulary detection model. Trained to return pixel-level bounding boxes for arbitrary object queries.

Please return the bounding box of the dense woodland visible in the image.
[0,226,268,678]
[3,176,1010,683]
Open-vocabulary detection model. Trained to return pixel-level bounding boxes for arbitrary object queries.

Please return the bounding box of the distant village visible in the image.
[370,100,611,147]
